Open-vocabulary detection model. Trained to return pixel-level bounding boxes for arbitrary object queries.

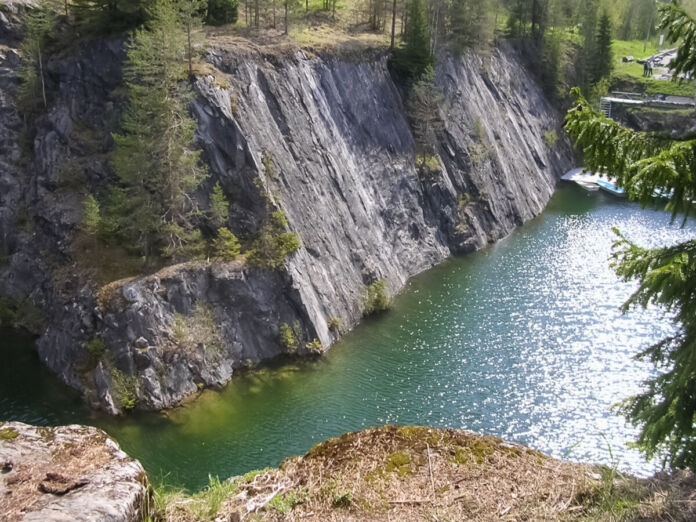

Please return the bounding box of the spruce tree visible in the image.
[110,0,207,262]
[407,66,444,168]
[564,0,696,472]
[17,3,55,112]
[591,11,613,83]
[208,182,230,229]
[450,0,491,51]
[392,0,433,78]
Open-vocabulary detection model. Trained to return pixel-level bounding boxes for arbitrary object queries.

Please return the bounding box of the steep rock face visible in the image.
[196,46,571,346]
[0,421,149,521]
[0,11,572,413]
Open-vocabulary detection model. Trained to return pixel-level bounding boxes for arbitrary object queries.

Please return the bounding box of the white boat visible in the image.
[596,178,626,197]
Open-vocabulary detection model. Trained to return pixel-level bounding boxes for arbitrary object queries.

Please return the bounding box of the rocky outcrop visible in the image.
[0,421,149,521]
[0,4,572,413]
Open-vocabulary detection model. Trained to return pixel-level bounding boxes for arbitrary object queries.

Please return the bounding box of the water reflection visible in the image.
[1,185,693,490]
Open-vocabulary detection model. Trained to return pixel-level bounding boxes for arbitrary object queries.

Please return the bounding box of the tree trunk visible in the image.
[38,45,46,108]
[187,22,193,78]
[285,0,289,34]
[390,0,396,49]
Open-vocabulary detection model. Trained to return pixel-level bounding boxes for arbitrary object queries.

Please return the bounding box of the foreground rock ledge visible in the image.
[2,423,695,521]
[0,422,149,521]
[161,425,696,521]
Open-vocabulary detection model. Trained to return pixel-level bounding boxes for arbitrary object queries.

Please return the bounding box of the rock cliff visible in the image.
[0,3,573,413]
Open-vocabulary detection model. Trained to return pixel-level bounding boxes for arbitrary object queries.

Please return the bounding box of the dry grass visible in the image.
[151,425,695,521]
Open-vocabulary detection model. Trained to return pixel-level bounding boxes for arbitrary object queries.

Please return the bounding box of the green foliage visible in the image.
[110,368,139,411]
[305,338,323,353]
[0,297,46,334]
[327,316,342,333]
[206,0,239,25]
[331,491,352,508]
[362,279,391,316]
[211,227,241,261]
[208,182,230,228]
[269,487,308,513]
[592,11,614,83]
[660,1,696,82]
[248,211,300,270]
[391,0,432,78]
[407,67,444,171]
[262,151,275,177]
[17,3,55,112]
[279,322,299,352]
[543,129,558,149]
[82,194,101,236]
[72,0,151,33]
[385,451,411,475]
[151,474,239,520]
[84,337,105,368]
[450,0,492,51]
[109,0,207,262]
[172,313,188,344]
[563,1,696,472]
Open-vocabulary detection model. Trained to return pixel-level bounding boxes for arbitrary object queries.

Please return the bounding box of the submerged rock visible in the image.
[0,421,149,521]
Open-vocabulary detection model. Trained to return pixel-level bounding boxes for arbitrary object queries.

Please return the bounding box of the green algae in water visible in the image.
[1,185,695,491]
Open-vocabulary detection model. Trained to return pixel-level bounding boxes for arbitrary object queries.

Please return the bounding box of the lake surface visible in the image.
[1,184,694,491]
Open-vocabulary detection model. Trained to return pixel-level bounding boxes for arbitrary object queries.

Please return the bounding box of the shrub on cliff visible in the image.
[362,280,391,316]
[247,211,300,270]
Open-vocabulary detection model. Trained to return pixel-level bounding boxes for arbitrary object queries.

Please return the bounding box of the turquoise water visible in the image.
[1,185,694,491]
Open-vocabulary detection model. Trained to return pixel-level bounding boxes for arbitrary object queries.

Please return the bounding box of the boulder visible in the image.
[0,422,150,521]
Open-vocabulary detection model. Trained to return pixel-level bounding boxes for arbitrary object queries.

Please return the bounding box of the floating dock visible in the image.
[561,168,601,191]
[561,168,626,197]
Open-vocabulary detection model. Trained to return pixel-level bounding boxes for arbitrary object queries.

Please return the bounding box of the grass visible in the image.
[612,39,659,78]
[611,39,696,97]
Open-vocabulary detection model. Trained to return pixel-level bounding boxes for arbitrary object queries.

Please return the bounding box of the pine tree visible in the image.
[17,3,55,112]
[450,0,491,51]
[578,0,599,90]
[564,0,696,472]
[110,0,207,262]
[208,182,230,228]
[82,194,101,236]
[206,0,238,25]
[212,227,241,260]
[391,0,433,78]
[407,66,444,168]
[178,0,206,77]
[591,11,613,83]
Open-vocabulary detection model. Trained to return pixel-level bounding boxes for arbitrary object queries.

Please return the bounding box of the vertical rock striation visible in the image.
[0,14,572,413]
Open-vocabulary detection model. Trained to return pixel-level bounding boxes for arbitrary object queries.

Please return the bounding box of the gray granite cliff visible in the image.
[0,3,572,413]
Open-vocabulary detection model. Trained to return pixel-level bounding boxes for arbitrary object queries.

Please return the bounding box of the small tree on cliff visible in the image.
[110,0,207,262]
[564,0,696,472]
[17,3,55,111]
[407,67,444,170]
